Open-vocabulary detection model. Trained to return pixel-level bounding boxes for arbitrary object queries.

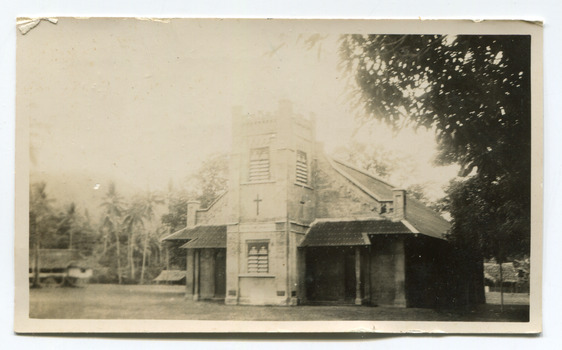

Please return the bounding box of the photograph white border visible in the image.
[13,18,542,334]
[1,0,560,348]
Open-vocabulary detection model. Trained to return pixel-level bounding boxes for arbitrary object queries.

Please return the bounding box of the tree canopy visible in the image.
[162,153,229,233]
[341,34,531,260]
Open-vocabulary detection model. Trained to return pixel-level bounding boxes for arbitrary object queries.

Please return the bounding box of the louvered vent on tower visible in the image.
[249,147,270,182]
[296,150,308,185]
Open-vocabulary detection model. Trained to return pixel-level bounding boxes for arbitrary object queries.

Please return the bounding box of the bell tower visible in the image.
[225,100,317,305]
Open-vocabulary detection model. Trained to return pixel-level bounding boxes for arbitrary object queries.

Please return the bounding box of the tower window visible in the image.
[296,150,308,185]
[249,147,270,182]
[247,241,269,274]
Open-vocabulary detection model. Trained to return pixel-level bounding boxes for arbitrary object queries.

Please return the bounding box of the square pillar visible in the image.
[193,249,200,301]
[225,224,240,305]
[355,247,362,305]
[185,249,194,298]
[393,238,406,307]
[297,248,307,304]
[364,246,371,305]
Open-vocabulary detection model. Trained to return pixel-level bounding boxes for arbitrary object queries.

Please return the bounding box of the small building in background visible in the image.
[29,249,93,287]
[484,261,529,293]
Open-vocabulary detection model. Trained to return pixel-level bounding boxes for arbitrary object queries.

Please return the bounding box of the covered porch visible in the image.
[180,225,227,301]
[299,219,413,307]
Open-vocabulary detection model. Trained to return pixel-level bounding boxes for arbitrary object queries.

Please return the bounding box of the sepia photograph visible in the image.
[14,18,542,333]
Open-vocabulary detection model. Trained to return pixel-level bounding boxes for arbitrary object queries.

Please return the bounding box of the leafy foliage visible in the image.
[161,186,189,233]
[30,180,170,285]
[161,153,229,233]
[341,34,531,260]
[100,182,126,283]
[192,153,229,208]
[334,141,400,179]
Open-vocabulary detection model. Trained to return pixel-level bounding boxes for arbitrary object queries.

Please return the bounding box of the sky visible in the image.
[19,18,457,213]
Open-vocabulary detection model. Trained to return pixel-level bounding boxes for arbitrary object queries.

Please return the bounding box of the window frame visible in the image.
[246,240,270,274]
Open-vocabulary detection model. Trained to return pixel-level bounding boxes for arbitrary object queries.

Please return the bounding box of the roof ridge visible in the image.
[330,157,397,189]
[325,156,385,202]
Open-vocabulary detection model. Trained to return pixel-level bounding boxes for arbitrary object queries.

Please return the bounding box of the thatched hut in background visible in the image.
[484,261,529,293]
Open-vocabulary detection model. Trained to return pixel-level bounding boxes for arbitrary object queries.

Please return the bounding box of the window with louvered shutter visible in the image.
[296,150,308,185]
[249,147,270,182]
[247,242,269,273]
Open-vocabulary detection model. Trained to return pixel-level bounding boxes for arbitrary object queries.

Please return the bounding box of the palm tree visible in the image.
[123,191,164,284]
[29,182,55,288]
[138,191,164,284]
[58,202,78,249]
[122,199,145,282]
[100,182,125,284]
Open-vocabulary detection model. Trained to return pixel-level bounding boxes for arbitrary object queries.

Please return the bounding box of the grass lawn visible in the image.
[29,284,529,322]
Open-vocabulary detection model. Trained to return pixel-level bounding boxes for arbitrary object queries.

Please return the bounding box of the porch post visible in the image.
[297,248,307,304]
[365,246,371,305]
[393,238,407,307]
[185,249,194,298]
[355,246,362,305]
[165,245,170,285]
[193,249,200,301]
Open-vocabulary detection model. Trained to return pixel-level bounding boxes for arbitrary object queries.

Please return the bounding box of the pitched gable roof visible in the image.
[330,159,394,201]
[328,157,450,240]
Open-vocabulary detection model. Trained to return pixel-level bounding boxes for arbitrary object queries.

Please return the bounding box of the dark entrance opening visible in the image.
[305,247,356,303]
[343,250,356,301]
[214,249,226,298]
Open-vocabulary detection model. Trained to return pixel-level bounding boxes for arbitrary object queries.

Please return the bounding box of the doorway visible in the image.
[214,249,226,298]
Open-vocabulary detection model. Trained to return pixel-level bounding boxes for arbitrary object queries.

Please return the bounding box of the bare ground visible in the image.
[29,284,529,322]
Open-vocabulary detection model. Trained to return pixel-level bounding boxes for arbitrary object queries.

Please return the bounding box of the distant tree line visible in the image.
[29,153,229,286]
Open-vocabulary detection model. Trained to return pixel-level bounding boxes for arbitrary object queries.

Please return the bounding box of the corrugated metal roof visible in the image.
[300,219,412,247]
[179,225,227,249]
[153,270,186,282]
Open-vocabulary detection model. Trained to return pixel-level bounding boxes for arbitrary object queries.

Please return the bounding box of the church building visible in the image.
[162,100,484,308]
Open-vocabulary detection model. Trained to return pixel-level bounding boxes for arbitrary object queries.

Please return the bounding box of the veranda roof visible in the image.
[300,219,412,247]
[162,224,226,242]
[178,225,227,249]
